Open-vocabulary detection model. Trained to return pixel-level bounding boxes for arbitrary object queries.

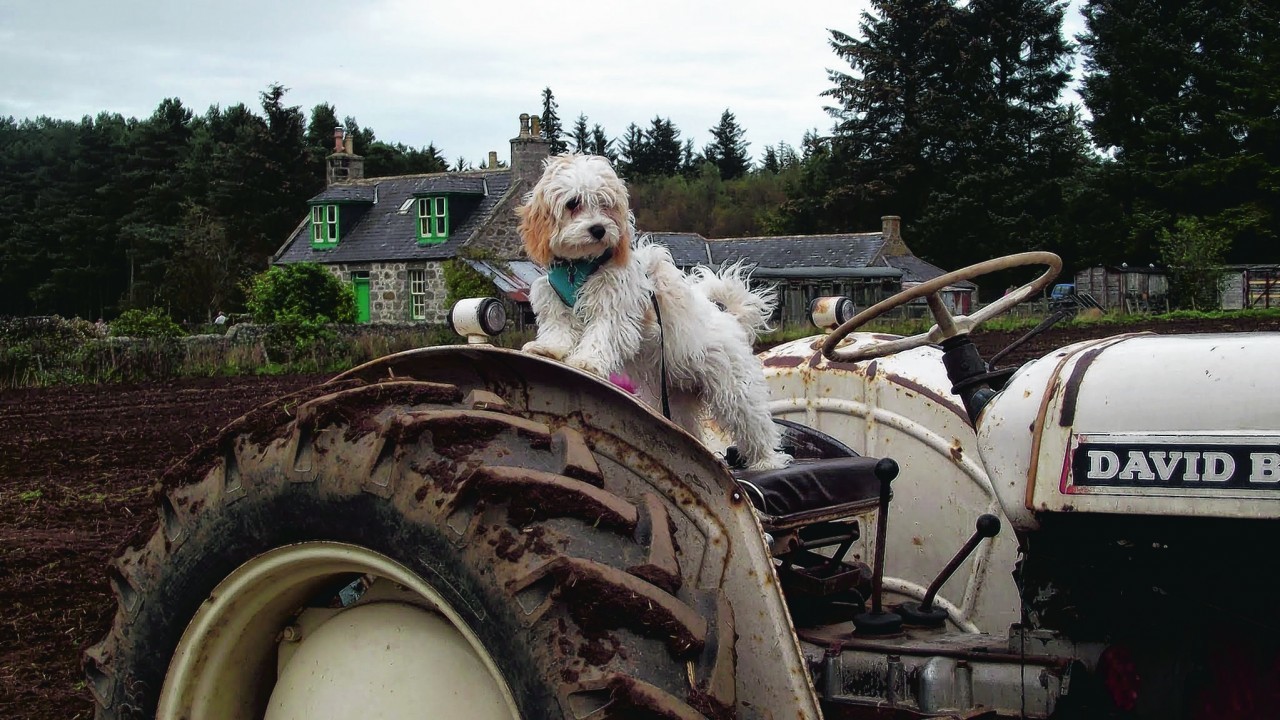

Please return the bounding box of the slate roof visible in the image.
[879,254,978,289]
[311,185,379,203]
[275,170,513,265]
[410,176,489,195]
[646,232,711,267]
[707,233,889,272]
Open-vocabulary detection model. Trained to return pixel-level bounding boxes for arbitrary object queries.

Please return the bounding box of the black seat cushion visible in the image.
[734,456,887,518]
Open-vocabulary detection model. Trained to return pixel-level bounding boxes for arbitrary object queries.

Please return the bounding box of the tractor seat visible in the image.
[733,456,897,530]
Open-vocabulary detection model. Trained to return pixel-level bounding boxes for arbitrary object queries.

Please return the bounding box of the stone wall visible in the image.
[464,185,527,260]
[326,261,450,323]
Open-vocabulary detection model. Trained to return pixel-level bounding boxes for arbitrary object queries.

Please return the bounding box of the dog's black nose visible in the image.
[589,224,606,240]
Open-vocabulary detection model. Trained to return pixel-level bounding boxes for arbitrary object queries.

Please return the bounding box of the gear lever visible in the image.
[898,514,1002,628]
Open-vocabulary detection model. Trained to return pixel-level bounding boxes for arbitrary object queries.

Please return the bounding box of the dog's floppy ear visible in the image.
[610,211,632,268]
[517,194,555,267]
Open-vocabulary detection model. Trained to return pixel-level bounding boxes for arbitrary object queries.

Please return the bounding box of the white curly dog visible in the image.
[517,153,791,470]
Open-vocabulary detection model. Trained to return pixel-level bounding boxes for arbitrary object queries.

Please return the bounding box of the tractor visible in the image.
[86,252,1280,719]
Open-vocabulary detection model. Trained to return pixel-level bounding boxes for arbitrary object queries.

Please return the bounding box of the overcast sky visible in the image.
[0,0,1086,167]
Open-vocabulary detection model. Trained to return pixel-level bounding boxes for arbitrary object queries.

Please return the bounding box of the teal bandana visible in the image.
[547,248,614,307]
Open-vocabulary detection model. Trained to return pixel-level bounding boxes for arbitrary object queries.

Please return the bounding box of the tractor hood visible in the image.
[978,332,1280,530]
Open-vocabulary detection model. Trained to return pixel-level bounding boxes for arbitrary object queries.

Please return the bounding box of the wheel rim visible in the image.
[157,541,521,720]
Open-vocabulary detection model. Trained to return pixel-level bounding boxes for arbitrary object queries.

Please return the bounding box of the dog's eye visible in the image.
[565,197,581,212]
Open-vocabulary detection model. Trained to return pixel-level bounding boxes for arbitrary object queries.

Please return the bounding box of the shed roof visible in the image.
[707,233,886,270]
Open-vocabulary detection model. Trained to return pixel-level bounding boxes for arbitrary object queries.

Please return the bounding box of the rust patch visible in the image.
[949,439,964,462]
[883,372,968,422]
[763,354,805,369]
[865,359,878,380]
[912,536,923,546]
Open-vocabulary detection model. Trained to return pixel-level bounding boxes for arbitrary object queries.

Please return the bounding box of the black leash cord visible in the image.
[649,292,670,419]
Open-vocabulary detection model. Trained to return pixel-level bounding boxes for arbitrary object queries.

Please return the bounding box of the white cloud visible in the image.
[0,0,1088,163]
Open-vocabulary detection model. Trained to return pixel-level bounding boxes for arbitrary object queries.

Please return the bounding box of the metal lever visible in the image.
[898,514,1002,628]
[853,458,903,636]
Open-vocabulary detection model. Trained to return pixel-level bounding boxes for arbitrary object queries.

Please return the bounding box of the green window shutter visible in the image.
[416,196,449,245]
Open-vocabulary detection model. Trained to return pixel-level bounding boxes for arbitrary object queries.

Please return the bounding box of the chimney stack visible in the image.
[326,127,365,186]
[880,215,910,256]
[511,112,551,187]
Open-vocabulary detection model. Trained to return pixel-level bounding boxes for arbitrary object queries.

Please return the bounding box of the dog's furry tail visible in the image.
[691,261,777,342]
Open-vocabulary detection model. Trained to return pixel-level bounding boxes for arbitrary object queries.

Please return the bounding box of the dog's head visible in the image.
[517,154,633,268]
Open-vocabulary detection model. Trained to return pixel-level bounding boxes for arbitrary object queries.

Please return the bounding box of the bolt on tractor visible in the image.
[87,252,1280,719]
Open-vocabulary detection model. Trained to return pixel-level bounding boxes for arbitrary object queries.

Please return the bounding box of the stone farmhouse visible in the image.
[273,117,973,327]
[273,115,552,323]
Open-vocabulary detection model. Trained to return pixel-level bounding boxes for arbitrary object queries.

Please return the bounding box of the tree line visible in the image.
[542,0,1278,302]
[0,86,447,322]
[1,0,1275,320]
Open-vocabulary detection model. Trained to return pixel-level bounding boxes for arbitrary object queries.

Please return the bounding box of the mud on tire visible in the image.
[85,374,737,719]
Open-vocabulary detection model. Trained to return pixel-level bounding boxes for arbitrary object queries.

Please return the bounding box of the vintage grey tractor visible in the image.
[87,252,1280,719]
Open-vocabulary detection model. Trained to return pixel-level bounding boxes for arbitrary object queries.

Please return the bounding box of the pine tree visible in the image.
[681,139,699,177]
[617,123,647,176]
[1079,0,1280,261]
[703,109,751,180]
[118,98,194,308]
[643,117,683,177]
[760,145,781,174]
[540,87,568,155]
[589,124,616,161]
[570,113,591,153]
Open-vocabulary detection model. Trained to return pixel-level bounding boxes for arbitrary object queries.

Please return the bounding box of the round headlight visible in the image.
[809,296,855,330]
[449,298,507,340]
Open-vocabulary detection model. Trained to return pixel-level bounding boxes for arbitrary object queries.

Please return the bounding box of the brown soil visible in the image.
[3,315,1277,718]
[0,373,329,718]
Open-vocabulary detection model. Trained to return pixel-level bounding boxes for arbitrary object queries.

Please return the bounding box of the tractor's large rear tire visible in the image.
[85,376,737,719]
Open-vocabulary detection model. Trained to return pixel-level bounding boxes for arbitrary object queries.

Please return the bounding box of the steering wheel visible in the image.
[821,251,1063,363]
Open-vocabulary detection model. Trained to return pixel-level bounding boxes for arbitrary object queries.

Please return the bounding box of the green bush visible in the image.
[0,315,103,385]
[443,258,499,309]
[246,263,357,324]
[110,308,185,339]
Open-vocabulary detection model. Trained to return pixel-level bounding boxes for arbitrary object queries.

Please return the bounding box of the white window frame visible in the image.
[409,268,427,320]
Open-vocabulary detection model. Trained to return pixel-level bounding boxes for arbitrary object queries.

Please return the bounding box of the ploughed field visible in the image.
[3,315,1276,718]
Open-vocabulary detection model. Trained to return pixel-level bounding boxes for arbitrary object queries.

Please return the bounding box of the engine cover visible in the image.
[978,332,1280,530]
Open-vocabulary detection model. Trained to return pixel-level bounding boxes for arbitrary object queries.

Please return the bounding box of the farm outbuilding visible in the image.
[1218,265,1280,310]
[1075,264,1280,312]
[1073,265,1170,313]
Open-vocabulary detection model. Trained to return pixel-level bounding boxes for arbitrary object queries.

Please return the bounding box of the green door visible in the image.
[353,274,370,323]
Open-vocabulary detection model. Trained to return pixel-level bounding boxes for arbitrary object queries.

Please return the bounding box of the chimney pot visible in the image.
[333,126,345,154]
[344,135,354,155]
[530,116,542,137]
[488,150,499,168]
[519,113,531,137]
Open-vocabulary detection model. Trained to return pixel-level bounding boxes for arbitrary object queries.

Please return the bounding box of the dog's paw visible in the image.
[522,341,568,361]
[746,451,793,472]
[565,354,608,378]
